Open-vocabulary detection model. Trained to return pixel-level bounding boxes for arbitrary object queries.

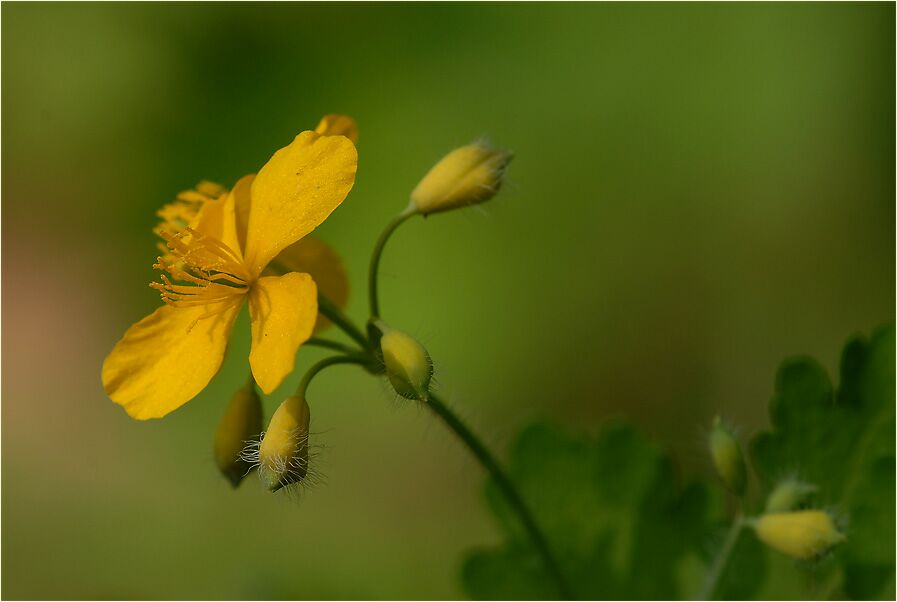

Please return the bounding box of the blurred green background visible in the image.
[2,2,894,599]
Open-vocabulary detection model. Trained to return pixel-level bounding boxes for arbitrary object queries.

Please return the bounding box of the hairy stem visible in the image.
[698,513,744,600]
[368,208,415,318]
[427,392,572,599]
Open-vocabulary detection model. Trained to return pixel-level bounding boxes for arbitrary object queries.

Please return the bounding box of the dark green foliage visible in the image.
[463,326,894,600]
[751,325,895,599]
[462,423,718,600]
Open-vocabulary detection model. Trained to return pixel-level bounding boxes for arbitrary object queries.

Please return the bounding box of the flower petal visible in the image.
[243,131,357,277]
[248,272,318,393]
[230,174,254,256]
[191,181,242,260]
[270,237,348,334]
[315,114,359,144]
[102,302,242,420]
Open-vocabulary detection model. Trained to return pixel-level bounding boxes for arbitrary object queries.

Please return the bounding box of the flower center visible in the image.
[151,227,251,318]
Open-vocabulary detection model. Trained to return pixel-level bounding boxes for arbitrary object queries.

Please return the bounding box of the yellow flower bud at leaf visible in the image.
[765,479,818,513]
[379,324,433,401]
[213,381,263,488]
[410,141,512,216]
[258,395,310,491]
[754,510,845,560]
[709,416,747,496]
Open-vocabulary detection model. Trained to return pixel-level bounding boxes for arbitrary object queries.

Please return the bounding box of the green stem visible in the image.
[427,392,572,600]
[297,355,370,398]
[305,337,362,355]
[699,513,744,601]
[317,293,371,351]
[368,208,416,318]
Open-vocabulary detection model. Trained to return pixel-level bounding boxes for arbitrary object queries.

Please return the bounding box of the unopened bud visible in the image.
[753,510,845,560]
[258,395,311,491]
[410,141,512,216]
[765,479,818,513]
[708,416,747,496]
[378,322,432,401]
[214,381,263,488]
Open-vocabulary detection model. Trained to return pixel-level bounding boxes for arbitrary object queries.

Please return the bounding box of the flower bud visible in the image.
[765,479,818,513]
[258,395,311,491]
[708,416,747,496]
[213,381,263,488]
[409,141,512,216]
[378,322,432,401]
[753,510,845,560]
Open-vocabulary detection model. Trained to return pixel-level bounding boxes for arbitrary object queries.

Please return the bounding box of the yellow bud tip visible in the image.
[708,416,747,496]
[754,510,845,560]
[410,141,513,216]
[213,381,263,488]
[258,395,311,492]
[378,323,433,401]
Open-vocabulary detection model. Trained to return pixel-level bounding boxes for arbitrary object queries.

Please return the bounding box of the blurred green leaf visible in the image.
[750,325,895,599]
[463,326,894,600]
[462,423,718,600]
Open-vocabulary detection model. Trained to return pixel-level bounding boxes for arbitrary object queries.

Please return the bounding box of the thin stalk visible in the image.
[296,355,370,398]
[305,337,362,355]
[699,513,744,600]
[317,293,371,351]
[368,208,415,318]
[427,392,572,599]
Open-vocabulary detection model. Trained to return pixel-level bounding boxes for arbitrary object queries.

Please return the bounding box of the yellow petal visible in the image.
[270,237,348,333]
[315,114,359,144]
[248,273,318,393]
[243,131,357,277]
[231,174,254,255]
[191,181,242,260]
[102,302,242,420]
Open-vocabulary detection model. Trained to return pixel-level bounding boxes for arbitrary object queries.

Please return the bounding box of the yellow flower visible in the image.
[102,118,358,420]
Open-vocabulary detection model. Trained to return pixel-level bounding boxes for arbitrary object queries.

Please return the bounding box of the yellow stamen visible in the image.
[151,228,251,319]
[154,180,228,264]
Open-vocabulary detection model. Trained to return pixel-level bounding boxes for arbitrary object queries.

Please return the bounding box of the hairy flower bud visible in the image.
[410,141,513,216]
[378,322,433,401]
[258,395,311,491]
[753,510,845,560]
[708,416,747,496]
[765,479,818,513]
[214,381,263,487]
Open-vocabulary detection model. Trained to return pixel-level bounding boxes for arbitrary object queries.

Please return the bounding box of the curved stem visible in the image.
[305,337,362,355]
[698,512,744,600]
[368,208,415,318]
[427,393,572,599]
[317,293,371,351]
[296,355,370,398]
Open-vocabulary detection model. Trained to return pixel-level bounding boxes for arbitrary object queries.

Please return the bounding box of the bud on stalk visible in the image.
[377,321,433,401]
[753,510,845,560]
[410,141,512,216]
[258,395,311,491]
[708,416,747,496]
[214,380,263,488]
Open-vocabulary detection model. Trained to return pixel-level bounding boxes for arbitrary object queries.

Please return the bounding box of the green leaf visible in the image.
[462,423,720,600]
[750,325,895,599]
